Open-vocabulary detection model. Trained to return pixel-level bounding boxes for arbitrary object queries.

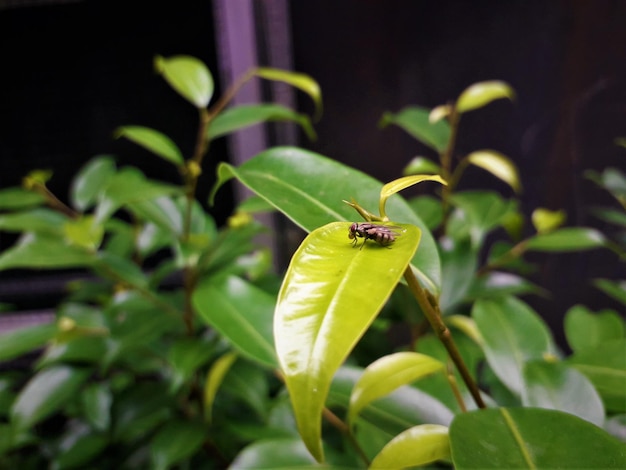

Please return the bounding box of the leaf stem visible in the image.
[403,266,486,409]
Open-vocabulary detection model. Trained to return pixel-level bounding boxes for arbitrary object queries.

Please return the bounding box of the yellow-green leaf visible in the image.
[255,67,322,120]
[63,215,104,250]
[154,55,213,108]
[370,424,450,469]
[531,208,566,234]
[275,221,420,462]
[379,175,447,220]
[204,352,238,423]
[429,104,452,123]
[348,352,444,425]
[456,80,515,113]
[466,150,522,193]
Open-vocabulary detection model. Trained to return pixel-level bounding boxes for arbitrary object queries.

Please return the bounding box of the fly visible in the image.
[348,222,402,250]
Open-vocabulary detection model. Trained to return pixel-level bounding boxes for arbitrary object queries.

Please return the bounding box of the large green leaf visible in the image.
[0,233,95,271]
[229,438,319,469]
[154,55,213,108]
[379,106,451,152]
[0,208,67,234]
[11,366,91,431]
[0,323,56,362]
[450,408,625,469]
[274,222,420,461]
[150,420,206,470]
[193,275,277,368]
[209,104,316,141]
[564,304,625,352]
[439,237,478,313]
[472,296,554,396]
[370,424,450,469]
[211,146,441,292]
[568,339,626,413]
[522,360,605,427]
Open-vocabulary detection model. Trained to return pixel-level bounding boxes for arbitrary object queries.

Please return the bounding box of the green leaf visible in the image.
[82,382,112,432]
[522,360,605,426]
[565,304,625,352]
[230,438,318,469]
[370,424,450,469]
[192,275,277,368]
[379,174,447,220]
[525,227,606,251]
[210,146,441,292]
[275,222,420,461]
[115,126,184,165]
[204,352,238,423]
[402,156,441,176]
[0,187,45,210]
[585,167,626,204]
[167,338,215,392]
[150,420,206,470]
[0,208,67,234]
[379,106,451,152]
[448,191,512,246]
[568,339,626,413]
[456,80,515,113]
[467,271,547,301]
[472,296,554,395]
[209,103,316,141]
[408,195,444,231]
[531,207,566,233]
[594,278,626,307]
[439,237,478,313]
[348,352,444,425]
[10,366,91,431]
[54,430,108,469]
[0,323,56,362]
[450,407,625,469]
[154,55,213,108]
[70,156,116,211]
[63,215,104,250]
[0,233,94,271]
[465,150,522,193]
[255,67,322,120]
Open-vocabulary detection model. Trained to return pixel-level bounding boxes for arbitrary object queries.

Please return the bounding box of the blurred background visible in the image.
[0,0,625,347]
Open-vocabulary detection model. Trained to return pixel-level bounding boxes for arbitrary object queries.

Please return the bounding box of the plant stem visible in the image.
[403,266,486,409]
[322,408,371,467]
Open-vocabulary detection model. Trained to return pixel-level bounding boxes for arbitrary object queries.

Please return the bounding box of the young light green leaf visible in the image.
[531,208,566,233]
[465,150,522,193]
[63,215,104,250]
[456,80,515,113]
[348,352,444,425]
[429,104,452,123]
[154,55,213,108]
[204,352,237,423]
[115,126,184,166]
[193,275,277,368]
[11,366,91,431]
[208,103,316,141]
[522,360,605,427]
[254,67,322,120]
[230,438,318,469]
[472,296,554,395]
[379,106,451,152]
[565,305,625,352]
[525,227,606,252]
[275,222,420,461]
[379,174,447,220]
[450,408,625,469]
[370,424,450,469]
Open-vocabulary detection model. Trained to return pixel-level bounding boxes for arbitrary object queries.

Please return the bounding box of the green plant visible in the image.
[211,82,626,467]
[0,55,321,468]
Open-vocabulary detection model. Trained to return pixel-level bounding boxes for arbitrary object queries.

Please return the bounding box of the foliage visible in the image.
[0,57,624,469]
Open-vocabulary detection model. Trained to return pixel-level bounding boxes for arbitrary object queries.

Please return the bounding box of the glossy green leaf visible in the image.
[82,382,112,432]
[154,55,213,108]
[448,191,512,245]
[11,365,91,431]
[115,125,184,165]
[379,174,446,220]
[204,352,238,423]
[167,338,215,392]
[54,430,108,469]
[70,156,116,211]
[211,146,441,292]
[590,206,626,227]
[37,336,108,367]
[255,67,322,120]
[402,156,441,176]
[467,271,547,301]
[525,227,606,251]
[594,278,626,307]
[456,80,515,113]
[193,275,277,368]
[348,352,444,425]
[230,438,318,469]
[450,408,625,469]
[565,304,625,352]
[275,222,419,461]
[93,251,148,288]
[522,360,605,426]
[439,237,478,313]
[0,323,56,362]
[379,106,451,152]
[0,208,67,234]
[150,420,206,470]
[408,195,443,231]
[63,215,104,250]
[531,207,566,233]
[209,103,316,141]
[0,187,45,210]
[220,359,271,420]
[568,339,626,412]
[472,296,554,395]
[466,150,522,193]
[370,424,450,469]
[585,167,626,204]
[0,233,94,271]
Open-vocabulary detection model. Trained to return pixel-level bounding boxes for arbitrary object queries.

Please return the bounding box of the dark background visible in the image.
[1,0,625,347]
